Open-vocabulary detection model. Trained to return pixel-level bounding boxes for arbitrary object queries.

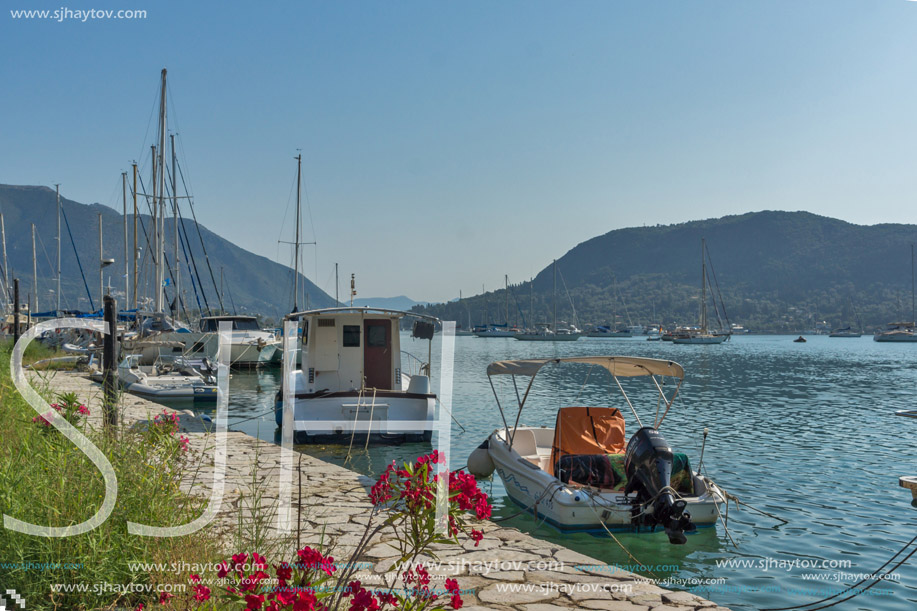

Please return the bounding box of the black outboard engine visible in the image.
[624,427,696,544]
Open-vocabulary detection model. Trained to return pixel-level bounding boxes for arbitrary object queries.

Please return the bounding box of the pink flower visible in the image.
[77,405,90,415]
[178,435,190,452]
[32,413,53,427]
[192,584,211,601]
[469,529,484,546]
[189,573,201,583]
[244,593,265,609]
[158,592,173,604]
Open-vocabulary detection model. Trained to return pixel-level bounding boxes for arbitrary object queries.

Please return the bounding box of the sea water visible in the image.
[222,334,917,610]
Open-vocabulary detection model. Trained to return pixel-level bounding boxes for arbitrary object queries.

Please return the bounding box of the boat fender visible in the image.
[467,439,495,479]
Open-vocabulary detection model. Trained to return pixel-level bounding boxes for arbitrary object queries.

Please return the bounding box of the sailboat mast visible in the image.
[31,224,37,312]
[504,274,509,326]
[132,163,138,310]
[122,173,128,308]
[911,243,915,325]
[701,238,707,332]
[553,259,557,333]
[154,68,167,314]
[150,145,157,310]
[293,154,302,312]
[55,184,61,312]
[0,214,8,304]
[335,262,339,306]
[171,134,180,313]
[98,213,104,303]
[0,213,6,311]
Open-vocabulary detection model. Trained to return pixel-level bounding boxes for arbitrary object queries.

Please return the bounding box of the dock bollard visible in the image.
[102,295,118,430]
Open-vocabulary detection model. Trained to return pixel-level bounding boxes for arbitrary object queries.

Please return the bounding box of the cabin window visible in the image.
[367,324,387,347]
[343,325,361,347]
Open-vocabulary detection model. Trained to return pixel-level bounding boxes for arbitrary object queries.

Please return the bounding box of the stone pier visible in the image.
[35,370,730,611]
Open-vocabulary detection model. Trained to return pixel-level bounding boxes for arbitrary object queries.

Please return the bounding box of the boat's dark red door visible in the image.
[363,319,392,390]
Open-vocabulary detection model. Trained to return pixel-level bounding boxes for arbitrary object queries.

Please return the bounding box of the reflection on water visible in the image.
[183,334,917,610]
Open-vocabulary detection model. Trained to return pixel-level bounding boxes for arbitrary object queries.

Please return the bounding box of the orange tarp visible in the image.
[549,406,626,476]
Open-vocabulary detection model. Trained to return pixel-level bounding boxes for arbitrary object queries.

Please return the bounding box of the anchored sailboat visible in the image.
[673,239,729,345]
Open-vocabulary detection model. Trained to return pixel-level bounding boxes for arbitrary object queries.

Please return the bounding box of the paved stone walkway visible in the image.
[32,369,731,611]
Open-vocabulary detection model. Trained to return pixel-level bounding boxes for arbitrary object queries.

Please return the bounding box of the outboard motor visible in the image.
[624,427,696,544]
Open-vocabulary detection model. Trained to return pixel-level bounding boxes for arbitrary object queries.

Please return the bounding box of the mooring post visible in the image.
[12,278,19,345]
[103,294,118,429]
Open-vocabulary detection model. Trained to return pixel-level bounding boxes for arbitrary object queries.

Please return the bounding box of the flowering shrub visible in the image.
[147,409,191,455]
[178,452,489,611]
[31,391,90,429]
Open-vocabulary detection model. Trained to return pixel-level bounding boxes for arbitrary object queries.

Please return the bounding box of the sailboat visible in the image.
[454,290,475,336]
[516,260,581,341]
[875,244,917,342]
[475,275,521,337]
[673,238,729,345]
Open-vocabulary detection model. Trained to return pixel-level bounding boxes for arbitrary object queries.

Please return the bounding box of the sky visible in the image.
[3,1,917,303]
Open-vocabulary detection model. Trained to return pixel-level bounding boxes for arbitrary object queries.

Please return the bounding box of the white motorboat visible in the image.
[275,307,438,444]
[468,356,724,543]
[117,349,217,404]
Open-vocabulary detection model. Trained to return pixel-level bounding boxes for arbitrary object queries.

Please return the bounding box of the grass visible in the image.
[0,341,223,610]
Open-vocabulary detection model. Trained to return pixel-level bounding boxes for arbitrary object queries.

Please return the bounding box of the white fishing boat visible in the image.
[467,356,724,542]
[275,307,438,444]
[117,347,217,404]
[673,239,729,345]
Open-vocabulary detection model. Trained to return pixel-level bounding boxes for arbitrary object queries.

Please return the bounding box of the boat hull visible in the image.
[672,335,728,345]
[487,428,722,533]
[874,333,917,342]
[274,390,435,444]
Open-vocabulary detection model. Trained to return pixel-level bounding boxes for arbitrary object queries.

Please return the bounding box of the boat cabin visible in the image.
[296,308,435,394]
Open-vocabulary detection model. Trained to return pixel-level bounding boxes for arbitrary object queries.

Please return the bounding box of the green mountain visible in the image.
[417,211,917,333]
[0,184,335,320]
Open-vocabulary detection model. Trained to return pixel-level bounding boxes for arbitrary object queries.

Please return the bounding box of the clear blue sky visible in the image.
[3,1,917,303]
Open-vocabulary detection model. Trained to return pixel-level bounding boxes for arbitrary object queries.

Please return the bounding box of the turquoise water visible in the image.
[219,334,917,610]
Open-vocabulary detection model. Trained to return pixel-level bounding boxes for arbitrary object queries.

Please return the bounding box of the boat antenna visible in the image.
[698,427,709,472]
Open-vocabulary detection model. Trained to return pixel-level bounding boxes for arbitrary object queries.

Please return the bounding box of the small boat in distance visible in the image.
[875,245,917,342]
[275,307,438,444]
[468,356,724,542]
[828,327,861,338]
[793,336,807,343]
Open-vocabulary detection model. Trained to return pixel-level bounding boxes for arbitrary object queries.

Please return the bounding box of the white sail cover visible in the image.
[486,356,684,379]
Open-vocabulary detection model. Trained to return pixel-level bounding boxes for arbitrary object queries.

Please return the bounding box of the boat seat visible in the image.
[509,429,539,461]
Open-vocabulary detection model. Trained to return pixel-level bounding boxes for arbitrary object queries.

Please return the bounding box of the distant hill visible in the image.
[415,211,917,333]
[352,296,429,310]
[0,184,335,320]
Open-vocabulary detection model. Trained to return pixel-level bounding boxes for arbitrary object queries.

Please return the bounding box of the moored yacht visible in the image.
[180,315,281,367]
[274,307,438,444]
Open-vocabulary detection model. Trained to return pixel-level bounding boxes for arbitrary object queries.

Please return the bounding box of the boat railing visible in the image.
[400,350,430,377]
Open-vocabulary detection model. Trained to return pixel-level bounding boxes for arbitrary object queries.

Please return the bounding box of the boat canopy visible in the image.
[487,356,686,434]
[486,356,684,380]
